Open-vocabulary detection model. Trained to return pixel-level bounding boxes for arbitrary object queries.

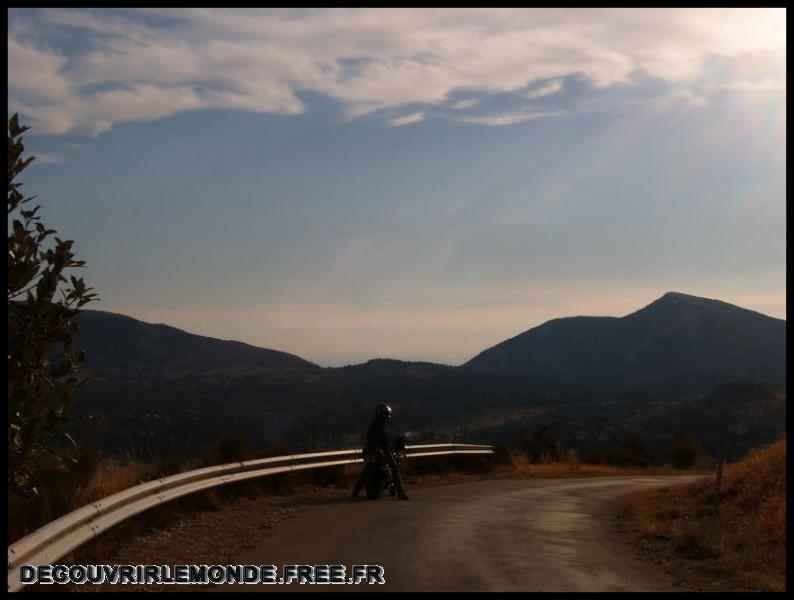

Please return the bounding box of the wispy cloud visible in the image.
[31,152,67,164]
[708,79,787,93]
[7,8,786,136]
[449,98,480,110]
[387,112,426,127]
[654,89,709,109]
[526,78,564,99]
[448,108,568,126]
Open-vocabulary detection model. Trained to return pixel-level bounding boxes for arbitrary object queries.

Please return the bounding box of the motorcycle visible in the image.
[361,434,407,500]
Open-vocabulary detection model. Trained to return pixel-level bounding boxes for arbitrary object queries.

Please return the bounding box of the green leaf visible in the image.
[7,115,98,498]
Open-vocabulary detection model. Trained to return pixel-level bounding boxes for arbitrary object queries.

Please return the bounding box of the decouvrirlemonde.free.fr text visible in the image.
[18,564,386,586]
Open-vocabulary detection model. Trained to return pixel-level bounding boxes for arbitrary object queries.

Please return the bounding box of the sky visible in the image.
[7,8,787,366]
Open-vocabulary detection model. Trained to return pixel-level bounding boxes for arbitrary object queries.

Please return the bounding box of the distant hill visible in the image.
[64,300,786,461]
[464,292,786,393]
[73,309,318,382]
[66,313,574,458]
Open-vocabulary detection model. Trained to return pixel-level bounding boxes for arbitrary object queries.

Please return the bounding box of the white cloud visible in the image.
[7,8,787,135]
[449,109,568,126]
[7,38,70,100]
[708,79,786,93]
[450,98,480,110]
[387,112,426,127]
[526,78,564,99]
[657,89,709,109]
[31,152,67,164]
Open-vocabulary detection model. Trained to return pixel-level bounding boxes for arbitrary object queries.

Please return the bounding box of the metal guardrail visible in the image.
[8,443,492,592]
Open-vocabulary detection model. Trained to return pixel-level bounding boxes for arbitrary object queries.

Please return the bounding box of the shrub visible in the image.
[670,436,699,469]
[8,114,98,497]
[216,434,249,463]
[490,444,512,466]
[516,424,560,463]
[606,437,649,467]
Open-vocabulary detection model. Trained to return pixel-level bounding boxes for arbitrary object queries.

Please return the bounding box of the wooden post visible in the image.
[714,411,731,514]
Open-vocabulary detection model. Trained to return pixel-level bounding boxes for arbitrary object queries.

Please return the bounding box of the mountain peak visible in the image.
[644,291,723,312]
[657,291,721,304]
[660,291,697,300]
[645,292,783,322]
[465,293,786,392]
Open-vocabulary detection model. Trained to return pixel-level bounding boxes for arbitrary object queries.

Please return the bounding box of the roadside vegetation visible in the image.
[8,116,98,500]
[9,430,707,546]
[503,450,695,477]
[617,438,786,592]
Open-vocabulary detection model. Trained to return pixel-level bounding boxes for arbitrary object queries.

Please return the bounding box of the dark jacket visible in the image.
[366,417,390,451]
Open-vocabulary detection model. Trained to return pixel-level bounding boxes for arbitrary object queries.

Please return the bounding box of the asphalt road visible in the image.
[228,475,702,592]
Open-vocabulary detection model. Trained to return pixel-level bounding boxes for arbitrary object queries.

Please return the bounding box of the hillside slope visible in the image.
[618,438,786,591]
[73,309,318,382]
[465,292,786,393]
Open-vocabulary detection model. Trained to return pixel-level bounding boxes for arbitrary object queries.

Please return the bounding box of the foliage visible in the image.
[7,114,98,498]
[669,436,699,469]
[605,437,649,467]
[216,433,248,463]
[516,424,560,463]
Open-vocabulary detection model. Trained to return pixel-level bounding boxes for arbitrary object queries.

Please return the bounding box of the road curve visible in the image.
[226,475,702,592]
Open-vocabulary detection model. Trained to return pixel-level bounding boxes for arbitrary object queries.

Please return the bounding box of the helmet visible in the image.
[375,403,392,421]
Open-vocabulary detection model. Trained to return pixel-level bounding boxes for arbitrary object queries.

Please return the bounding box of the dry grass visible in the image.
[504,450,691,477]
[71,457,209,505]
[71,460,154,506]
[8,457,211,545]
[617,438,786,592]
[8,461,143,545]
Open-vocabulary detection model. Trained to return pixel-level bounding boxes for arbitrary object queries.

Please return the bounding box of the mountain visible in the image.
[464,292,786,393]
[63,298,785,462]
[73,309,318,382]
